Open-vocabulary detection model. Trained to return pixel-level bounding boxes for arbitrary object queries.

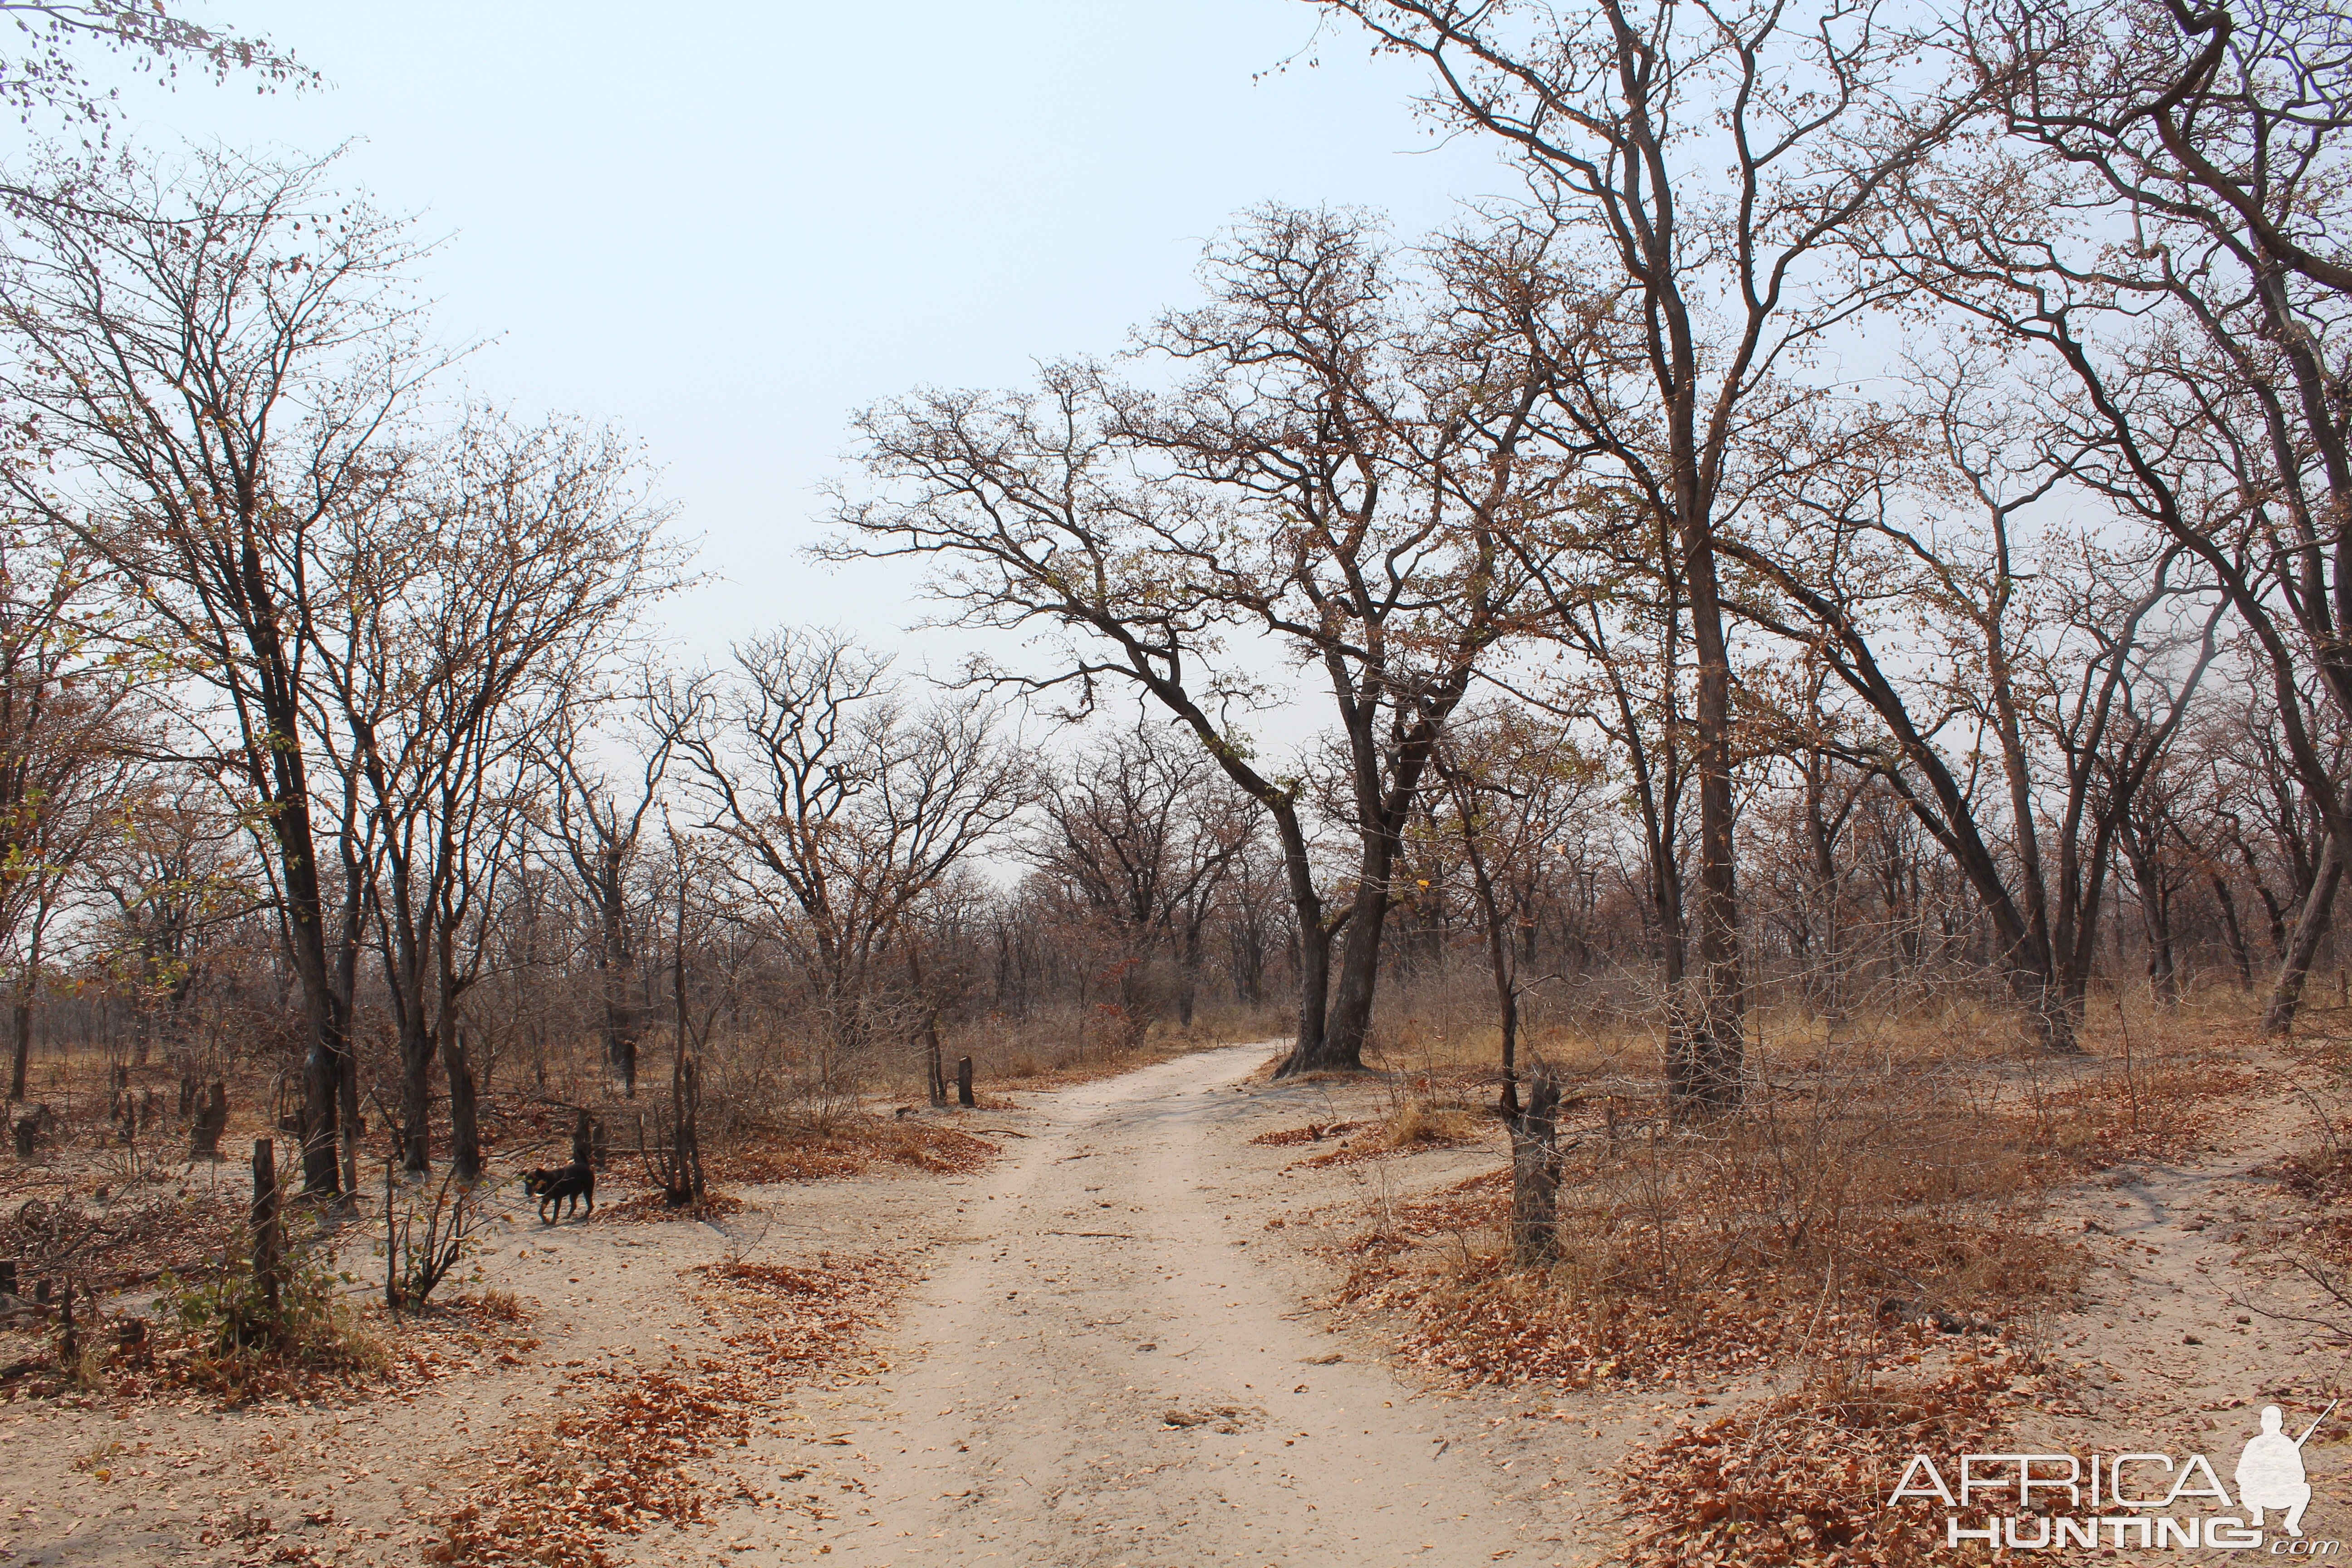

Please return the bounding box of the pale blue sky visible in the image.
[89,2,1512,669]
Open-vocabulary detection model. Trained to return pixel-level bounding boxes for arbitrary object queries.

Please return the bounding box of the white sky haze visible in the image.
[86,2,1514,673]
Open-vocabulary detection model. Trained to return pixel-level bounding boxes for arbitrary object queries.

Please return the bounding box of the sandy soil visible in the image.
[5,1034,2350,1566]
[725,1042,1602,1566]
[2004,1040,2352,1509]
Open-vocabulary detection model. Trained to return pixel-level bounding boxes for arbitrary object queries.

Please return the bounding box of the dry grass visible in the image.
[462,1288,529,1323]
[1319,984,2269,1567]
[1290,1103,1485,1170]
[1334,1013,2237,1397]
[1333,1008,2256,1367]
[103,1292,545,1411]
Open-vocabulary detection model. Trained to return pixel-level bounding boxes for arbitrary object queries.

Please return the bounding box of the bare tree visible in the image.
[0,148,431,1192]
[321,414,672,1177]
[0,528,130,1098]
[1023,719,1256,1037]
[1317,0,2002,1102]
[1893,0,2352,1028]
[541,703,670,1098]
[1719,363,2224,1046]
[831,207,1563,1075]
[663,628,1029,1091]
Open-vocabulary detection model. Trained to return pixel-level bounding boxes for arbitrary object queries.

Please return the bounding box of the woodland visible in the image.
[4,1,2352,1565]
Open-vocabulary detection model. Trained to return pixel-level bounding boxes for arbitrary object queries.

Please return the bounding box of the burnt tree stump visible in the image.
[189,1082,228,1159]
[251,1139,282,1321]
[1508,1063,1566,1267]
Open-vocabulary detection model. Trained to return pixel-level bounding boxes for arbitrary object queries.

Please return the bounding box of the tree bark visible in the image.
[1509,1064,1563,1267]
[250,1138,282,1323]
[2266,832,2345,1035]
[2213,874,2254,991]
[397,1008,432,1175]
[442,1025,481,1183]
[1674,533,1746,1112]
[7,997,28,1103]
[599,853,637,1097]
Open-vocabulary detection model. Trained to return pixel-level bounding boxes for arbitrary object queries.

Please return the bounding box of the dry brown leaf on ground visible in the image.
[423,1250,910,1568]
[1618,1355,2043,1568]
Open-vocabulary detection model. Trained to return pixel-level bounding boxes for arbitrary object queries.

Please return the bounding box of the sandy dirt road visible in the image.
[736,1043,1583,1567]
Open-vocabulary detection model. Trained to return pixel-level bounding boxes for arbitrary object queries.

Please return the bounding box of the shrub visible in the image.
[152,1244,381,1396]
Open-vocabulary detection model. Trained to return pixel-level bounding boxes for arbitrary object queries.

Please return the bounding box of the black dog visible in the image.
[521,1161,595,1223]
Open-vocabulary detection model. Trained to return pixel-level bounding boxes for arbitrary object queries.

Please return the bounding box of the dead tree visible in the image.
[1509,1063,1568,1268]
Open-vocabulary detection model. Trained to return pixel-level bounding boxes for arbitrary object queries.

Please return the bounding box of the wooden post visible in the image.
[55,1279,75,1369]
[251,1138,282,1320]
[956,1056,975,1108]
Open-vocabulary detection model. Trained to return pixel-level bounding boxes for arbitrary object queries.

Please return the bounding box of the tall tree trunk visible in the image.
[1176,919,1203,1029]
[2143,883,2179,1007]
[2267,833,2345,1035]
[600,856,637,1097]
[1284,705,1455,1076]
[7,994,29,1102]
[668,886,704,1210]
[1272,802,1340,1075]
[384,873,434,1174]
[2213,874,2254,991]
[270,778,349,1197]
[1805,760,1847,1023]
[912,948,947,1108]
[1320,899,1389,1073]
[398,1009,432,1175]
[442,1024,481,1183]
[1677,538,1746,1111]
[436,914,481,1181]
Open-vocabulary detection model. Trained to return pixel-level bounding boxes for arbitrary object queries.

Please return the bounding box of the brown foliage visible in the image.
[425,1252,908,1567]
[710,1117,1000,1182]
[1620,1356,2045,1567]
[1249,1120,1364,1147]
